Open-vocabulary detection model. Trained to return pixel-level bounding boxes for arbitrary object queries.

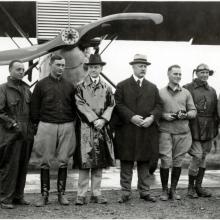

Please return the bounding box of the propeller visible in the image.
[0,13,163,65]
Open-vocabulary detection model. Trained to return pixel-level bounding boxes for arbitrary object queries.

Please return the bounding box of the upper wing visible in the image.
[0,13,163,65]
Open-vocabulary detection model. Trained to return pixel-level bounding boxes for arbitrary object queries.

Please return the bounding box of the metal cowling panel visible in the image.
[36,0,101,40]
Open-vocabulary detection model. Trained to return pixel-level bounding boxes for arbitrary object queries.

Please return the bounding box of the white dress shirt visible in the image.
[133,74,144,87]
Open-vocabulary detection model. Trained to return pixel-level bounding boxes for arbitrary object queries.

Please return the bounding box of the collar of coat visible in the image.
[49,73,63,82]
[83,75,105,88]
[193,78,210,90]
[130,75,148,87]
[7,76,29,90]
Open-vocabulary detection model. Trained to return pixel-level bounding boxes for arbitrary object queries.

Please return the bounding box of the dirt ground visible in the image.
[1,188,220,219]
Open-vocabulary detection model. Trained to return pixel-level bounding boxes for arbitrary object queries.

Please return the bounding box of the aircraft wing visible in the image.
[0,13,163,65]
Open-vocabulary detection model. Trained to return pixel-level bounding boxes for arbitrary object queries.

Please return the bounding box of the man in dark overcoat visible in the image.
[114,54,162,203]
[0,60,34,209]
[184,63,219,198]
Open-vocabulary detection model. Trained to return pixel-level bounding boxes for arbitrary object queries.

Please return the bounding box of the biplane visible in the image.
[1,0,220,173]
[0,0,220,87]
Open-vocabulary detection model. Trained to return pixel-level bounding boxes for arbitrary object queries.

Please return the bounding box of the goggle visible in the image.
[193,68,214,75]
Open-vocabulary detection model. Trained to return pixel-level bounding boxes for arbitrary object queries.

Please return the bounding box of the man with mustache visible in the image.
[114,54,162,203]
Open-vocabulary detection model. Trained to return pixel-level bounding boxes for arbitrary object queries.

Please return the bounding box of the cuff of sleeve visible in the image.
[88,116,99,123]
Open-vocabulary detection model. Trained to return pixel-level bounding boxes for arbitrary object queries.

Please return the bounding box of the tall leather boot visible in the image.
[57,168,69,205]
[35,169,50,207]
[195,167,211,197]
[169,167,181,200]
[187,175,198,199]
[160,168,169,201]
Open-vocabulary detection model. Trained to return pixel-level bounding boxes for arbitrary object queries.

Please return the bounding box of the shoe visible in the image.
[13,198,30,205]
[75,196,87,205]
[118,194,131,203]
[169,189,181,200]
[35,196,49,207]
[140,194,157,203]
[187,187,199,199]
[90,196,107,204]
[187,175,198,199]
[1,203,15,209]
[58,194,69,205]
[195,186,212,197]
[160,189,169,201]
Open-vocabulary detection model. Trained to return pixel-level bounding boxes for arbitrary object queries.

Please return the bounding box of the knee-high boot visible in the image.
[169,167,181,200]
[195,167,211,197]
[35,169,50,207]
[160,168,169,201]
[57,168,69,205]
[187,175,198,199]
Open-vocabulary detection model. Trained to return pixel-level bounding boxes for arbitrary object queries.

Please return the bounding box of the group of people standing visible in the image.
[0,52,218,209]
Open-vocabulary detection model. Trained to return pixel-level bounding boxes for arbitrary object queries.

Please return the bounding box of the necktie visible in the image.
[92,79,97,87]
[137,79,141,87]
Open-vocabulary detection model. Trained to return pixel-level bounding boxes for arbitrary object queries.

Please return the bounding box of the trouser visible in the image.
[188,140,212,176]
[33,121,76,169]
[120,160,151,197]
[159,132,192,168]
[77,168,103,197]
[0,139,32,203]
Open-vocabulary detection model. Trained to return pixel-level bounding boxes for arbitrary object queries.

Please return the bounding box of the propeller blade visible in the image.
[78,12,163,42]
[0,28,80,65]
[0,13,163,65]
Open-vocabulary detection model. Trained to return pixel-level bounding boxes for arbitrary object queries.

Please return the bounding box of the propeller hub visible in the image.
[61,28,79,45]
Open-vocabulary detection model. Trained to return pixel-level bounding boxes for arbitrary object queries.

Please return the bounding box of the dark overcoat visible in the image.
[183,78,219,141]
[113,76,162,164]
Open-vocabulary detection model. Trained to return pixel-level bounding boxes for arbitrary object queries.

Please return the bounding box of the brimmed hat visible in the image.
[85,54,106,66]
[193,63,214,76]
[129,54,151,65]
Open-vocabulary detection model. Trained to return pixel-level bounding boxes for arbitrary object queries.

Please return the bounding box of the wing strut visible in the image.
[0,4,33,46]
[4,32,20,48]
[98,35,118,88]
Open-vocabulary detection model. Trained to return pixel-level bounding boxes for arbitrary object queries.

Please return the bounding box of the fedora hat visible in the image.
[129,54,151,65]
[193,63,214,76]
[85,54,106,66]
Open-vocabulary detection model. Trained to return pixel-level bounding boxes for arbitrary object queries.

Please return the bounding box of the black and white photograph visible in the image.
[0,0,220,218]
